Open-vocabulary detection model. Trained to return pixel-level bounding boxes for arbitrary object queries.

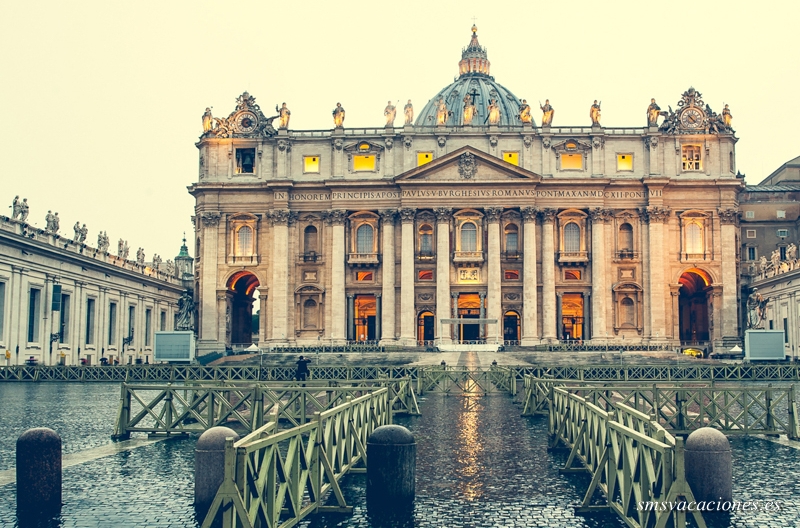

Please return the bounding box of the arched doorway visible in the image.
[678,268,711,343]
[503,311,520,344]
[227,271,260,346]
[417,311,434,344]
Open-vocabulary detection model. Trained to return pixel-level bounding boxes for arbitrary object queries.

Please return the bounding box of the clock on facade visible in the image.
[235,111,258,133]
[680,107,704,129]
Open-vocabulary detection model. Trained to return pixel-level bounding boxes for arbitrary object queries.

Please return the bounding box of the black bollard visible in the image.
[367,425,416,512]
[684,428,732,505]
[17,427,62,519]
[194,426,240,514]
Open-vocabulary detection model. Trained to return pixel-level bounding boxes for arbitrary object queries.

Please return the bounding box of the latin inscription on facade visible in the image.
[275,188,662,202]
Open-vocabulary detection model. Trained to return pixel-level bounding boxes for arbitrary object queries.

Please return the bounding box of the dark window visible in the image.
[236,148,256,174]
[86,299,95,344]
[747,247,756,261]
[27,288,41,342]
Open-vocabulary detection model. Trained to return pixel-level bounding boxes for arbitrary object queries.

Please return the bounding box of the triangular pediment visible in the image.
[395,146,541,183]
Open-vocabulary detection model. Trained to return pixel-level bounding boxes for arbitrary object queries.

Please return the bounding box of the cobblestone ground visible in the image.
[0,381,797,527]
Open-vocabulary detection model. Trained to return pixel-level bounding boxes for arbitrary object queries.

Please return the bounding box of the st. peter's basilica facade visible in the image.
[190,27,742,355]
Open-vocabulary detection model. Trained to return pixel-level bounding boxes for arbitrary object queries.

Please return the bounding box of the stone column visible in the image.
[399,209,416,346]
[451,292,458,340]
[644,207,670,341]
[329,210,347,344]
[434,208,451,344]
[718,209,740,343]
[198,213,222,351]
[380,210,397,344]
[485,207,502,343]
[556,292,563,340]
[479,291,487,340]
[347,294,355,342]
[521,208,538,345]
[258,291,268,344]
[540,209,557,342]
[8,267,24,365]
[269,210,292,344]
[589,209,609,342]
[216,290,229,348]
[375,293,382,341]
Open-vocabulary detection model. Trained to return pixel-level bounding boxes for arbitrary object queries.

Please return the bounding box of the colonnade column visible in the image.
[199,212,221,348]
[718,209,740,343]
[451,292,458,340]
[485,208,502,344]
[521,207,538,344]
[434,208,452,345]
[269,210,291,344]
[399,209,416,345]
[379,210,396,344]
[539,209,557,342]
[346,294,355,342]
[589,209,609,342]
[645,207,670,341]
[258,290,268,344]
[375,293,382,342]
[329,210,347,344]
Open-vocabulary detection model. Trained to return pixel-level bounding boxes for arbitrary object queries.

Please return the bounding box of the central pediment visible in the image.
[394,146,541,183]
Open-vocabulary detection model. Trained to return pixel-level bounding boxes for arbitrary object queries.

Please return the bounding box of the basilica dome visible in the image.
[414,26,528,128]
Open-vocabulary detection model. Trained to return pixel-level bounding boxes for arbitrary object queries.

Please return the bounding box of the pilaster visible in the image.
[485,207,502,343]
[379,209,397,344]
[328,210,347,344]
[521,207,539,344]
[540,209,557,342]
[399,208,416,345]
[434,207,452,344]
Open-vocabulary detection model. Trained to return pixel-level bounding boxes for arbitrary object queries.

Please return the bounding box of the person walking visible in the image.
[295,355,311,381]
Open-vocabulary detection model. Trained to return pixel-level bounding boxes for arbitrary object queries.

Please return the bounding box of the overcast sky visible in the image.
[1,1,798,261]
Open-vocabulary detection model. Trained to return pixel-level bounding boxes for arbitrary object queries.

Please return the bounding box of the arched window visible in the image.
[236,226,253,256]
[505,223,519,254]
[356,224,374,253]
[619,223,633,250]
[461,222,477,251]
[304,225,318,254]
[621,297,635,325]
[564,223,580,252]
[686,223,702,253]
[419,224,433,255]
[303,299,317,328]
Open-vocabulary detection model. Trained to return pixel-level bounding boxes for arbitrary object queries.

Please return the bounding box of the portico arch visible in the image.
[226,271,260,346]
[678,268,712,344]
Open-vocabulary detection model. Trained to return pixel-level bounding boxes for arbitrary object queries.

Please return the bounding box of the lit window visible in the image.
[356,271,373,281]
[565,270,581,280]
[686,223,702,253]
[353,155,376,172]
[236,226,253,256]
[777,210,786,218]
[682,145,701,171]
[461,222,477,251]
[564,223,580,252]
[418,270,434,281]
[745,211,754,219]
[356,224,374,253]
[617,154,633,171]
[504,270,520,280]
[746,229,756,239]
[236,148,256,174]
[303,156,320,173]
[502,151,519,166]
[358,142,370,151]
[561,153,583,170]
[417,152,433,166]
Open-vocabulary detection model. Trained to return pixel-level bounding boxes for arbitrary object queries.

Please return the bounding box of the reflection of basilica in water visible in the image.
[190,26,743,356]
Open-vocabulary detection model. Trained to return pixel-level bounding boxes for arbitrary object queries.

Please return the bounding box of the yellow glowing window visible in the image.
[566,142,577,150]
[502,151,519,166]
[303,156,320,173]
[353,155,376,172]
[682,145,702,171]
[561,153,583,170]
[617,154,632,171]
[417,152,433,166]
[418,270,434,281]
[358,142,371,151]
[565,270,581,280]
[504,270,520,280]
[356,271,373,281]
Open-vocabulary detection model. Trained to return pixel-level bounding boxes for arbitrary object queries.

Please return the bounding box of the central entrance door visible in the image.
[458,293,482,343]
[353,294,377,341]
[561,293,584,341]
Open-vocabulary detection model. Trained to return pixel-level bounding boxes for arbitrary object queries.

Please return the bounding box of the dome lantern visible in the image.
[458,25,491,78]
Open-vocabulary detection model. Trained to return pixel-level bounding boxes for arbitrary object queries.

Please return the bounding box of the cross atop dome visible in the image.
[459,25,490,78]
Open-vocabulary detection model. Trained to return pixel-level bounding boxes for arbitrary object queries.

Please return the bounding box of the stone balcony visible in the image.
[347,252,381,267]
[453,250,484,266]
[557,251,589,263]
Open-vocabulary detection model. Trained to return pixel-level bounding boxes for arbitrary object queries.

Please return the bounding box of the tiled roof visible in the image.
[744,184,800,192]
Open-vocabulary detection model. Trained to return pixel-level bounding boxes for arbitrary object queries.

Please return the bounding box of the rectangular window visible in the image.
[356,271,374,282]
[0,282,5,342]
[417,152,433,166]
[769,320,774,330]
[560,153,583,170]
[59,294,71,344]
[28,288,41,342]
[747,247,756,261]
[86,299,96,345]
[777,210,786,218]
[108,302,117,345]
[160,311,166,332]
[418,270,434,281]
[745,211,754,219]
[565,270,582,280]
[128,306,135,341]
[616,154,633,171]
[502,151,519,166]
[780,246,787,260]
[235,148,256,174]
[303,156,320,173]
[145,309,152,347]
[682,145,702,171]
[784,317,789,343]
[504,270,520,280]
[746,229,756,238]
[777,229,789,237]
[353,155,376,172]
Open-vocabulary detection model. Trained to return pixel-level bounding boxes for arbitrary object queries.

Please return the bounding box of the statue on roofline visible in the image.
[404,100,414,125]
[540,99,554,126]
[332,103,345,128]
[384,101,396,127]
[518,99,532,124]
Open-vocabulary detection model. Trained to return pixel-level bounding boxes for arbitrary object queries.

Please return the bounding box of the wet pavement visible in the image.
[0,377,798,527]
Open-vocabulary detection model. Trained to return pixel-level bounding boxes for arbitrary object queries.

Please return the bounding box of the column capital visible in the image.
[588,208,613,223]
[379,209,397,223]
[484,207,502,222]
[642,206,671,224]
[200,212,221,227]
[267,209,297,225]
[520,207,538,222]
[717,208,740,225]
[375,292,382,299]
[538,208,557,223]
[434,207,452,222]
[399,208,416,224]
[346,293,354,299]
[325,209,348,226]
[479,291,486,299]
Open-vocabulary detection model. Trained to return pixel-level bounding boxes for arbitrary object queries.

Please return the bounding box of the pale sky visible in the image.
[1,1,798,261]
